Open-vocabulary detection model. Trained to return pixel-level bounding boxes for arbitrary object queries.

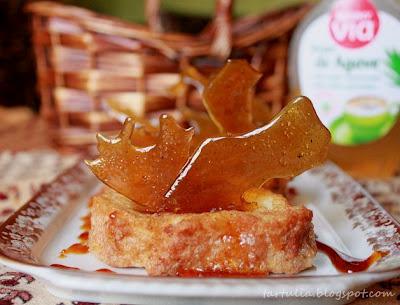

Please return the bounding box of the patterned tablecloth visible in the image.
[0,150,399,305]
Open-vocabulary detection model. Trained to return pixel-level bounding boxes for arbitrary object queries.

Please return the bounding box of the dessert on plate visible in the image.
[86,60,331,276]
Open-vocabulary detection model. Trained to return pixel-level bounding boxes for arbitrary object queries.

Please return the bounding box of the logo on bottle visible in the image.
[329,0,380,48]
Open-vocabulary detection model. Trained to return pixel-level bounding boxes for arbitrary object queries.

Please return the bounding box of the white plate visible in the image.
[0,161,399,305]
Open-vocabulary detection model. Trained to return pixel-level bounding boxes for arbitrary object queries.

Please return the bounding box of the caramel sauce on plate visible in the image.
[95,268,115,273]
[316,241,388,273]
[50,265,114,274]
[59,213,91,258]
[50,264,80,270]
[78,231,89,243]
[80,213,91,231]
[59,243,89,258]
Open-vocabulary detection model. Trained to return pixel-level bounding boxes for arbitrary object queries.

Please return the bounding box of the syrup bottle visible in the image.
[289,0,400,178]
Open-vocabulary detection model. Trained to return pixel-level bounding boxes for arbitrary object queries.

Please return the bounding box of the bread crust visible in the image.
[89,187,316,276]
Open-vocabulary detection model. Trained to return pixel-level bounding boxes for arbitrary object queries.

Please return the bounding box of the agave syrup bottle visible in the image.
[289,0,400,178]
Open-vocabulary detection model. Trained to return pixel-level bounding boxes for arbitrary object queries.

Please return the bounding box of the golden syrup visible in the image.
[50,264,80,270]
[317,241,387,273]
[59,243,89,258]
[96,268,115,273]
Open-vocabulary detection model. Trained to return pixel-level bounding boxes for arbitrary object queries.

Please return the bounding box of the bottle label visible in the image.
[298,0,400,146]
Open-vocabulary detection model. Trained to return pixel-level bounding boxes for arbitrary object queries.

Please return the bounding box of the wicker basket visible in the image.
[27,0,310,145]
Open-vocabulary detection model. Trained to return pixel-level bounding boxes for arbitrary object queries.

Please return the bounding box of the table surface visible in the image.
[0,106,399,305]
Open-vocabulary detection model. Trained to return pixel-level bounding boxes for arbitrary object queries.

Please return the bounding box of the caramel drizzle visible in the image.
[58,213,91,258]
[316,241,388,273]
[50,264,80,270]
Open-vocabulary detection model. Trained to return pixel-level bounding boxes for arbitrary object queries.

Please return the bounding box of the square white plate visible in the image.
[0,161,399,305]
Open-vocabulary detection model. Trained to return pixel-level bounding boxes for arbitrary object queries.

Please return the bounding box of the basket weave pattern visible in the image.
[27,1,310,145]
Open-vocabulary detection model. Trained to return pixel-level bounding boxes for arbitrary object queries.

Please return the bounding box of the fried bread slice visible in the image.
[89,187,316,276]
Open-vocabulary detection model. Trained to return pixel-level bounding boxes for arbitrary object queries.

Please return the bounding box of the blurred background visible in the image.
[0,0,313,111]
[1,0,321,153]
[1,0,398,180]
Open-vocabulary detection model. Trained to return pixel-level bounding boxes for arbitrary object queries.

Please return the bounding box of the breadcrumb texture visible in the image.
[89,187,316,276]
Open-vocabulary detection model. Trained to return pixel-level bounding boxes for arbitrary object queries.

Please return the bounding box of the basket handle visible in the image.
[145,0,163,32]
[145,0,233,59]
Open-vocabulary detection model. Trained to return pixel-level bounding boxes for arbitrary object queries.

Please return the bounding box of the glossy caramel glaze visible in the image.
[59,212,91,258]
[78,231,89,243]
[80,214,91,231]
[86,115,194,213]
[50,264,80,270]
[130,125,158,148]
[202,60,261,134]
[166,97,331,213]
[95,268,115,273]
[87,97,330,213]
[59,243,89,258]
[181,108,220,151]
[317,241,388,273]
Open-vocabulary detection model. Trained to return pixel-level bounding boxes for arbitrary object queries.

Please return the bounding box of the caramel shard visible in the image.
[182,64,208,88]
[165,96,331,213]
[86,115,194,213]
[130,125,158,148]
[202,60,261,134]
[181,108,220,151]
[252,97,273,127]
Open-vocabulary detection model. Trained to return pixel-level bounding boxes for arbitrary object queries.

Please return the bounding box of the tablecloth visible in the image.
[0,150,399,305]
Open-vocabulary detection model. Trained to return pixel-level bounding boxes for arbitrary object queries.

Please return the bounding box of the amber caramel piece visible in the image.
[59,243,89,258]
[106,99,158,132]
[179,62,270,133]
[86,115,194,213]
[165,97,331,213]
[203,60,261,134]
[130,125,158,147]
[182,65,208,87]
[106,98,159,148]
[252,97,273,127]
[181,108,221,151]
